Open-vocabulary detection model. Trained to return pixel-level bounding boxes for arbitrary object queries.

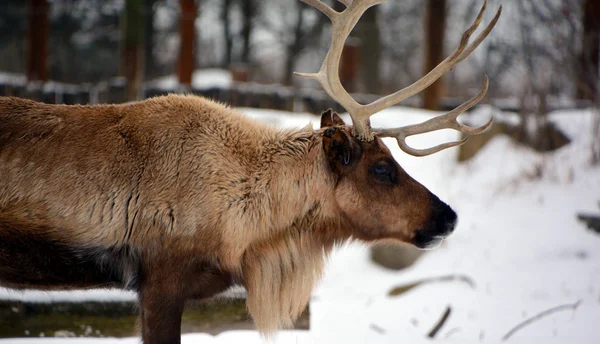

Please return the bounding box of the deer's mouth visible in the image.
[412,198,457,249]
[412,230,446,249]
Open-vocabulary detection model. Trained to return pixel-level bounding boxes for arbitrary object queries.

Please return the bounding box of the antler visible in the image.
[295,0,502,156]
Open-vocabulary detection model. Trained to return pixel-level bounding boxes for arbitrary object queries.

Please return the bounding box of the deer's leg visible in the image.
[139,282,185,344]
[138,257,186,344]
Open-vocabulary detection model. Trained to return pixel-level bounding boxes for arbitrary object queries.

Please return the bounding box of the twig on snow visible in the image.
[369,323,386,334]
[428,306,452,338]
[388,274,475,297]
[444,327,461,339]
[502,300,582,341]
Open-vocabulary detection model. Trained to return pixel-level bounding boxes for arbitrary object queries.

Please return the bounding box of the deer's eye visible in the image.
[370,161,396,184]
[374,166,388,174]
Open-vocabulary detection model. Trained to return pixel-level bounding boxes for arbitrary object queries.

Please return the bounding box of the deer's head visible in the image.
[319,110,456,248]
[300,0,501,248]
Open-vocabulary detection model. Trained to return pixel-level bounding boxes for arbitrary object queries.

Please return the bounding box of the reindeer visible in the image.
[0,1,500,343]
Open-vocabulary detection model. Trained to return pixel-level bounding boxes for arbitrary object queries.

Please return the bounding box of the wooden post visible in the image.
[27,0,48,82]
[230,65,249,83]
[422,0,446,110]
[178,0,197,87]
[122,0,145,101]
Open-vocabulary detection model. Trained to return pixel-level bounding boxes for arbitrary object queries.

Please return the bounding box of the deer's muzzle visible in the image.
[412,195,457,249]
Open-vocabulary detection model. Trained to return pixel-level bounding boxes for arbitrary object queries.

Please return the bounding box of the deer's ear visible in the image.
[322,127,360,175]
[320,109,345,128]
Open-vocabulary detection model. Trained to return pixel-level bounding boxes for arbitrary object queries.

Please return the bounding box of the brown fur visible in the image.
[0,95,454,343]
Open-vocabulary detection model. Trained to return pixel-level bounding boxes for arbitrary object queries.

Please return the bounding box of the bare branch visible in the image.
[428,306,452,338]
[502,300,582,341]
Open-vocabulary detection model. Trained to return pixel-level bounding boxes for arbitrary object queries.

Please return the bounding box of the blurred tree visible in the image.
[355,7,381,95]
[512,0,581,151]
[257,0,328,85]
[144,0,159,80]
[379,0,422,96]
[454,0,516,100]
[48,0,121,83]
[220,0,254,70]
[27,0,49,82]
[283,2,307,86]
[178,0,197,86]
[422,0,446,110]
[240,0,254,65]
[49,1,79,83]
[581,0,600,164]
[221,0,233,67]
[122,0,145,100]
[0,0,27,74]
[578,0,600,101]
[151,0,179,76]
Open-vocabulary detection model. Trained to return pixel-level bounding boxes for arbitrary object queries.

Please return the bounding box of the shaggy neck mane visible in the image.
[238,127,345,334]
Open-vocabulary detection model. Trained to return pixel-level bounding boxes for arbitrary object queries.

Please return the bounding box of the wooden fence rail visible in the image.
[1,77,590,115]
[0,77,388,115]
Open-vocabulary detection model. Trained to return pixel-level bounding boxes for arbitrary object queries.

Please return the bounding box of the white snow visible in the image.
[0,72,27,86]
[146,68,233,90]
[0,289,136,303]
[1,106,599,343]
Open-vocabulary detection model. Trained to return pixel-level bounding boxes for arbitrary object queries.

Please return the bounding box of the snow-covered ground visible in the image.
[1,105,599,344]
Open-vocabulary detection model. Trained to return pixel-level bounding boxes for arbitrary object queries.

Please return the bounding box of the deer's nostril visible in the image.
[430,195,457,236]
[437,206,457,236]
[411,196,458,249]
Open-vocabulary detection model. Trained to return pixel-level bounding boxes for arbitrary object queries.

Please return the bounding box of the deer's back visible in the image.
[0,95,265,248]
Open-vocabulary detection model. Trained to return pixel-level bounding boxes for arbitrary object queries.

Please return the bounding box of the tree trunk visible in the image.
[577,0,600,100]
[122,0,145,101]
[357,7,381,94]
[144,0,158,80]
[422,0,446,110]
[27,0,48,82]
[241,0,254,64]
[222,0,232,67]
[284,3,305,86]
[178,0,197,87]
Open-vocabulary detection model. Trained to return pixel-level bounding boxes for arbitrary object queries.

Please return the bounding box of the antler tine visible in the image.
[365,1,502,115]
[338,0,352,7]
[300,0,338,19]
[296,0,500,150]
[376,76,492,157]
[454,4,502,65]
[295,0,386,141]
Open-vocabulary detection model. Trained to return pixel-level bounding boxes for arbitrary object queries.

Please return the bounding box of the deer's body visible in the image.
[0,95,345,340]
[0,95,325,266]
